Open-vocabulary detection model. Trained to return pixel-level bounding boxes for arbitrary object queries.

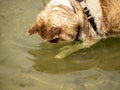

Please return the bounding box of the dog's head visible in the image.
[28,1,84,43]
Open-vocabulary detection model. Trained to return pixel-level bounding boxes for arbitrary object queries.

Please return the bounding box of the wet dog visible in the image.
[28,0,120,58]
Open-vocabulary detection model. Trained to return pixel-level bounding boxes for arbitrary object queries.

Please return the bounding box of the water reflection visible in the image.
[29,37,120,74]
[0,0,120,89]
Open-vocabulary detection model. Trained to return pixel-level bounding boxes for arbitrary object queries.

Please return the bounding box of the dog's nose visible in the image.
[49,38,59,43]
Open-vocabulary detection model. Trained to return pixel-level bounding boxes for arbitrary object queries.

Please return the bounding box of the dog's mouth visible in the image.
[44,35,60,43]
[49,38,59,43]
[44,34,74,43]
[44,29,80,43]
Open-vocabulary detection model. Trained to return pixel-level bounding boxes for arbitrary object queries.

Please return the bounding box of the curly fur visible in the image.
[28,0,120,42]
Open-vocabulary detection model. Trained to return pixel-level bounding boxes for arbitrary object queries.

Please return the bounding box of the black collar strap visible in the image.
[76,0,99,34]
[75,26,80,41]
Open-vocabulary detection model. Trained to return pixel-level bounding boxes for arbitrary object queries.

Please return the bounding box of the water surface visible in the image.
[0,0,120,90]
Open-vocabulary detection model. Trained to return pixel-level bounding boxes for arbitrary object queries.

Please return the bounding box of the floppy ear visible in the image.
[27,23,39,35]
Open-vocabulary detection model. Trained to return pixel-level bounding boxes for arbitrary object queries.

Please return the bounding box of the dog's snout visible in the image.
[49,38,59,43]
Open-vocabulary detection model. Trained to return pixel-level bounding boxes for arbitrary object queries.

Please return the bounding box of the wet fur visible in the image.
[28,0,120,58]
[28,0,120,42]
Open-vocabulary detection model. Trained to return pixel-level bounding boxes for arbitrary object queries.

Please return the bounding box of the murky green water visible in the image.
[0,0,120,90]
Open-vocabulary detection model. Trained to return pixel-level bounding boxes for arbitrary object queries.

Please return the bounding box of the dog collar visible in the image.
[77,0,99,35]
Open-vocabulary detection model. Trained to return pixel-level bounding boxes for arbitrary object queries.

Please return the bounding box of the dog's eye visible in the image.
[49,38,59,43]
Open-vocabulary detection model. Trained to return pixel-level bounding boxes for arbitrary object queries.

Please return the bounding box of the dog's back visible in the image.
[100,0,120,34]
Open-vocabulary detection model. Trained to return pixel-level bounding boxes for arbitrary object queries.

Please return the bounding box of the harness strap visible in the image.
[75,26,80,41]
[76,0,99,34]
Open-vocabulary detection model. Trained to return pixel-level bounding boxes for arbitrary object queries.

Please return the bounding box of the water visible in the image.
[0,0,120,90]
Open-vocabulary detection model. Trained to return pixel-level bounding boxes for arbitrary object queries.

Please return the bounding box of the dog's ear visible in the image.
[27,23,39,35]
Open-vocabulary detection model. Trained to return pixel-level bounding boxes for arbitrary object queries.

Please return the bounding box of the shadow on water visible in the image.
[28,37,120,74]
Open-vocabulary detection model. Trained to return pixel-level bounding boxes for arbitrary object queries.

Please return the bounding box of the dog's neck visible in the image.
[77,0,98,34]
[74,0,100,41]
[74,0,103,40]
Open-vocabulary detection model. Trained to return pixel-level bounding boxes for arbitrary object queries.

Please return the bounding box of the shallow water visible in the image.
[0,0,120,90]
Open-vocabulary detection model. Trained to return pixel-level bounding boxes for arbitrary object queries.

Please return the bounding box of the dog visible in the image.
[28,0,120,58]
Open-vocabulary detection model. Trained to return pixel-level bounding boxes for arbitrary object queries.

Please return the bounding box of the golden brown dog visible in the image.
[28,0,120,42]
[28,0,120,58]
